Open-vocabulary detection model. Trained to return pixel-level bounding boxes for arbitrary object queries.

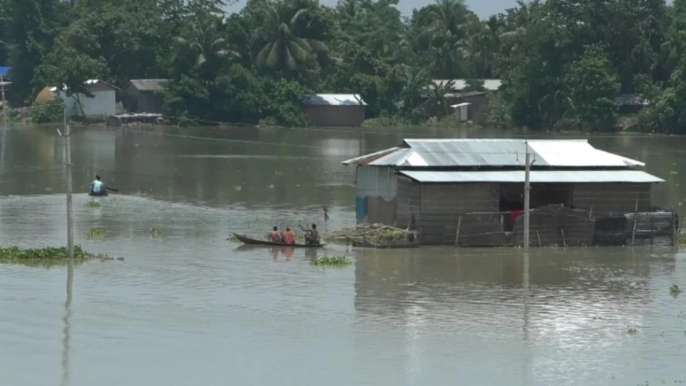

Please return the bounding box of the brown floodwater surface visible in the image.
[0,124,685,385]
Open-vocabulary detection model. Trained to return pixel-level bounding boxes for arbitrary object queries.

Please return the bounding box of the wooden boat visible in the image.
[232,233,324,248]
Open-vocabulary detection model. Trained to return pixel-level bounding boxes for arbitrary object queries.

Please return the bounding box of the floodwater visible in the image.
[0,124,685,386]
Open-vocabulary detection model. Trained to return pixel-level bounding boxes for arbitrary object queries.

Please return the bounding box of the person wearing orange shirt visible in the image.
[282,228,296,245]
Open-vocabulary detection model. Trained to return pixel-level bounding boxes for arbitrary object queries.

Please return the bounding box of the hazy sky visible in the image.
[226,0,518,19]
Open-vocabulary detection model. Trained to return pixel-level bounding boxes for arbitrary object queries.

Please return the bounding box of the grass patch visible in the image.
[0,245,102,267]
[312,256,353,267]
[627,328,639,336]
[147,228,162,238]
[87,228,107,240]
[670,284,682,298]
[85,202,101,208]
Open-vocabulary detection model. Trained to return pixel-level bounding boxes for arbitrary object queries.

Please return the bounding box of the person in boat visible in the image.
[305,224,319,245]
[282,227,296,245]
[89,175,107,195]
[269,227,282,243]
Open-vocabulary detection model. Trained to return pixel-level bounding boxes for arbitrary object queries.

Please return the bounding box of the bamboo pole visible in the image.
[455,216,462,247]
[560,229,567,248]
[523,144,531,250]
[631,200,639,246]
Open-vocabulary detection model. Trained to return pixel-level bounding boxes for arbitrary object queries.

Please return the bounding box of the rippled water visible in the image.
[0,125,685,385]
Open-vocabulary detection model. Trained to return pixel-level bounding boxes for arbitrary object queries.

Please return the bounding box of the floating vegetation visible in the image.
[87,228,107,240]
[670,284,682,298]
[679,234,686,246]
[628,328,639,336]
[85,201,101,208]
[0,245,103,267]
[227,234,241,243]
[312,256,352,267]
[327,224,418,248]
[147,228,162,238]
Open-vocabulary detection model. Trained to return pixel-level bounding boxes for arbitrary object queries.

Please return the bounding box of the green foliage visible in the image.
[2,0,686,130]
[85,201,102,208]
[147,228,163,238]
[87,228,107,240]
[0,245,97,262]
[671,284,682,298]
[565,45,621,132]
[31,100,63,123]
[627,328,639,336]
[312,256,352,267]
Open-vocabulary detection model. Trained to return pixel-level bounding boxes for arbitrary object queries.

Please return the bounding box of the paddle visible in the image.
[106,187,119,192]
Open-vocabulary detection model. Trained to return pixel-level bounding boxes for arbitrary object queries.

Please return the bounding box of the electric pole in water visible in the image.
[60,106,74,258]
[523,141,531,250]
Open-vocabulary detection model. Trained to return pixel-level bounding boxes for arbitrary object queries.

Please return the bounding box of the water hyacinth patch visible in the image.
[312,256,352,267]
[87,228,107,240]
[0,246,99,263]
[85,202,101,208]
[670,284,682,298]
[148,228,162,238]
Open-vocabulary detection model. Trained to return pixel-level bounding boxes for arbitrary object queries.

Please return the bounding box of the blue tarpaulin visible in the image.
[355,196,368,221]
[0,67,11,77]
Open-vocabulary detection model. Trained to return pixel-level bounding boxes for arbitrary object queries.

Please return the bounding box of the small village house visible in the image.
[429,79,502,125]
[125,79,169,114]
[303,94,366,126]
[35,79,118,118]
[344,139,673,247]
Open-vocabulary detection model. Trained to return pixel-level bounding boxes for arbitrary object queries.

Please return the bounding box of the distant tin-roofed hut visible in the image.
[125,79,169,114]
[303,94,366,126]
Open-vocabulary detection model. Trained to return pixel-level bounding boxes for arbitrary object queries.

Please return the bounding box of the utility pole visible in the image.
[523,141,531,250]
[1,74,6,126]
[60,105,74,258]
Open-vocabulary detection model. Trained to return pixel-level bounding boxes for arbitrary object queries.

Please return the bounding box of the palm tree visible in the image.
[255,4,328,71]
[419,0,469,43]
[401,67,430,112]
[174,15,239,70]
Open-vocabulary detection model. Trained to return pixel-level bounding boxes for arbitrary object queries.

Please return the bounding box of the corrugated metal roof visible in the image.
[431,79,502,91]
[49,79,118,92]
[130,79,169,92]
[304,94,366,106]
[342,139,645,168]
[400,170,664,183]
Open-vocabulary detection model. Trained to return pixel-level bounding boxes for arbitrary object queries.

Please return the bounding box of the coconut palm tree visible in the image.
[419,0,469,43]
[174,14,239,71]
[255,3,328,71]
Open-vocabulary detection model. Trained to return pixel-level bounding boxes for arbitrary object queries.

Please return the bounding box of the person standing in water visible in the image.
[89,175,106,195]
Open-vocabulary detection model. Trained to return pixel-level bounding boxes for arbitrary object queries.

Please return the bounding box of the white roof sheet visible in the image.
[342,139,645,168]
[431,79,502,91]
[400,170,664,184]
[49,79,118,92]
[304,94,366,106]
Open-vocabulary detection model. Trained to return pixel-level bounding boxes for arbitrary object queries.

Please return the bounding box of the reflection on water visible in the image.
[0,125,685,386]
[61,259,74,386]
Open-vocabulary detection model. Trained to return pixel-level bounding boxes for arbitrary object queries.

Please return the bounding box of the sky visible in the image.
[225,0,518,19]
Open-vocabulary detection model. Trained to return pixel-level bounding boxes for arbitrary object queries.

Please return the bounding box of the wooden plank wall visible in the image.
[396,177,421,229]
[573,183,651,214]
[420,183,499,245]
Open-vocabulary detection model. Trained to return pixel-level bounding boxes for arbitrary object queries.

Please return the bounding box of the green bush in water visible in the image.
[85,202,101,208]
[87,228,107,240]
[312,256,352,267]
[670,284,682,298]
[31,101,64,123]
[0,245,96,261]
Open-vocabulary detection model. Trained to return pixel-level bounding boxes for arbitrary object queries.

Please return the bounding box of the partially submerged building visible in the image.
[303,94,366,126]
[343,139,674,246]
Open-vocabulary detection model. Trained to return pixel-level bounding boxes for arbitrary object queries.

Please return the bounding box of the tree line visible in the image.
[1,0,686,132]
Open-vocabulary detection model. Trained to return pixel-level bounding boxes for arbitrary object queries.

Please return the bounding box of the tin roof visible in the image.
[304,94,366,106]
[49,79,118,92]
[431,79,502,91]
[130,79,169,92]
[343,139,645,168]
[400,170,664,184]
